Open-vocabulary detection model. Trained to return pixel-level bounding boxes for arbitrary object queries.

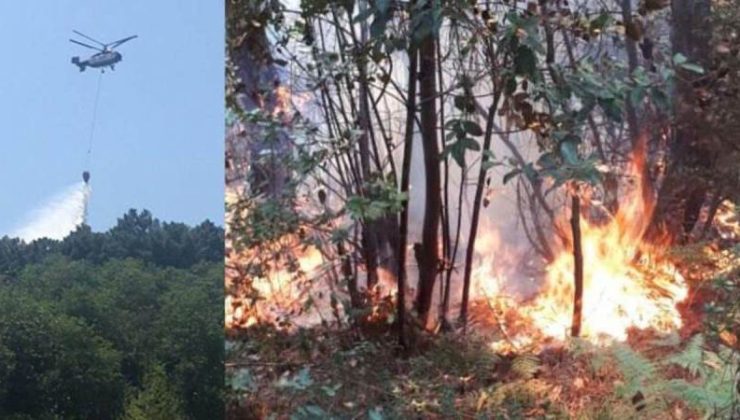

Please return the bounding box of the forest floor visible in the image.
[227,240,740,419]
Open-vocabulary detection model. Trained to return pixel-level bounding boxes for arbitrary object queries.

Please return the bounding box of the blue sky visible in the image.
[0,1,224,235]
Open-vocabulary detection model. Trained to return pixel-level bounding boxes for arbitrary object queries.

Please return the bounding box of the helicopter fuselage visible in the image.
[72,51,122,71]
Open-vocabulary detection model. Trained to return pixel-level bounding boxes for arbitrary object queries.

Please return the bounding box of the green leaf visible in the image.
[276,367,314,391]
[679,62,704,74]
[461,120,484,136]
[481,160,501,171]
[671,54,705,74]
[481,151,501,171]
[537,152,559,170]
[321,383,342,397]
[598,97,623,122]
[228,368,257,391]
[461,137,481,151]
[672,53,688,65]
[453,95,476,113]
[559,139,580,165]
[368,407,385,420]
[444,137,479,167]
[629,85,647,108]
[514,46,537,79]
[291,404,330,420]
[651,86,671,112]
[503,168,522,184]
[589,12,612,33]
[371,17,389,40]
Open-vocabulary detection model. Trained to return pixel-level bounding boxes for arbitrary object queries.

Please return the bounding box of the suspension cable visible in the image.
[86,71,104,169]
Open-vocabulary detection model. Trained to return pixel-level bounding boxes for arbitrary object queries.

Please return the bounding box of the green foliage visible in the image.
[443,117,485,168]
[609,336,739,417]
[347,178,407,221]
[276,367,314,391]
[0,209,222,275]
[672,53,705,74]
[0,291,124,419]
[228,368,258,393]
[612,344,657,398]
[229,198,301,249]
[291,404,332,420]
[121,364,186,420]
[511,354,540,380]
[513,46,538,80]
[0,211,223,420]
[666,334,705,377]
[409,0,444,43]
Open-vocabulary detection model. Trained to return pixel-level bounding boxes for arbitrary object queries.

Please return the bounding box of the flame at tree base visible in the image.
[525,221,688,343]
[481,143,689,345]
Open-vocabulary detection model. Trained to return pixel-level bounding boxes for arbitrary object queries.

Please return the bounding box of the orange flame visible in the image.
[226,242,325,329]
[481,141,688,344]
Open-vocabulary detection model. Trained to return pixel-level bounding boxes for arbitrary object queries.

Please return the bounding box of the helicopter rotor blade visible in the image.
[69,39,103,51]
[108,35,138,49]
[72,30,106,47]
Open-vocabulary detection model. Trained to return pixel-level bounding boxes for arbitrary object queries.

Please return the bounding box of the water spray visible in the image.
[12,182,91,242]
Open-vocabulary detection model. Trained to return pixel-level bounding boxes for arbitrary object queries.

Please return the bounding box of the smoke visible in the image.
[12,182,91,242]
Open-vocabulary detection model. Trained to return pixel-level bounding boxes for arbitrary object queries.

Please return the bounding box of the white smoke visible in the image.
[12,182,91,242]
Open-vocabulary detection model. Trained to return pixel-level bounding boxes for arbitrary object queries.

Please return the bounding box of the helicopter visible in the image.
[69,30,137,72]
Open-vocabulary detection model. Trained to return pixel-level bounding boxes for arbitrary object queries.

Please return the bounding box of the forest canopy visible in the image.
[0,209,224,420]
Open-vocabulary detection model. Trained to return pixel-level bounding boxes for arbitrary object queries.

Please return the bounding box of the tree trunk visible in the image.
[414,21,442,327]
[651,0,712,240]
[357,0,380,288]
[397,46,418,349]
[570,193,584,337]
[459,96,500,326]
[621,0,641,148]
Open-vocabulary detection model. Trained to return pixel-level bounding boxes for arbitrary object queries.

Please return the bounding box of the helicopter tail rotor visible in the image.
[71,57,86,72]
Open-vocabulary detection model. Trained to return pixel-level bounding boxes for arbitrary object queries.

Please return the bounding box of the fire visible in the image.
[273,85,292,119]
[715,201,740,240]
[226,240,325,329]
[527,217,687,342]
[250,245,324,306]
[480,143,689,344]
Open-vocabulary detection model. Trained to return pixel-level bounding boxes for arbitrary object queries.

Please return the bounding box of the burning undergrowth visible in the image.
[225,190,399,332]
[228,141,699,353]
[474,146,692,350]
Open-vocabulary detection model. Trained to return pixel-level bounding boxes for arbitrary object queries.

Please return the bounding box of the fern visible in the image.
[666,334,705,377]
[685,347,737,414]
[608,335,739,417]
[611,344,656,397]
[511,354,540,380]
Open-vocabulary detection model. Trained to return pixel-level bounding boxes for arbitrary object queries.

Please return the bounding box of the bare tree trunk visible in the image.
[621,0,641,148]
[398,47,418,348]
[414,20,442,327]
[570,193,584,337]
[459,95,500,326]
[356,0,380,288]
[437,36,453,330]
[338,241,362,309]
[651,0,712,240]
[699,191,724,240]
